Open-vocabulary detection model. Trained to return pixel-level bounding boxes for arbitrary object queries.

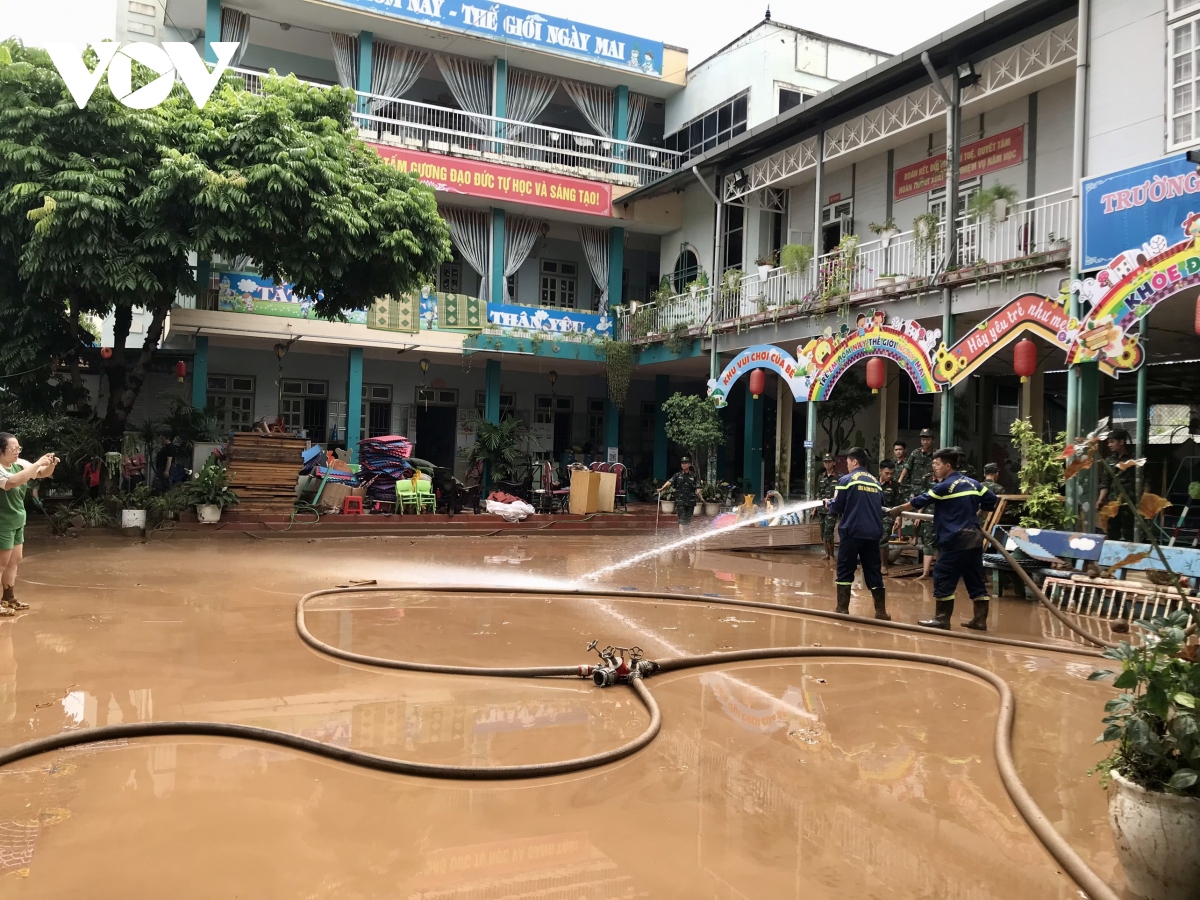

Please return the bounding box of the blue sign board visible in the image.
[215,271,368,324]
[1081,154,1200,269]
[486,301,612,337]
[318,0,664,76]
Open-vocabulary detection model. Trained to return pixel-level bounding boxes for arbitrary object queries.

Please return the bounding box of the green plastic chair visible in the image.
[414,479,436,513]
[396,478,418,514]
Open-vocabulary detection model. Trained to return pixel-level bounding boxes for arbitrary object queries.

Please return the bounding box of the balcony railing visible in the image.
[229,67,681,189]
[617,189,1076,342]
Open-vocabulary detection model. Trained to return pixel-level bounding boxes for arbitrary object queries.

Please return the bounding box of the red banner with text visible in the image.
[893,126,1025,201]
[369,144,613,217]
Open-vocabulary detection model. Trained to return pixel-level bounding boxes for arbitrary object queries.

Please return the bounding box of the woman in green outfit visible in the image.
[0,433,57,617]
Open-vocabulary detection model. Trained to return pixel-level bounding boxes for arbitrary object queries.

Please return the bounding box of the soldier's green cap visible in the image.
[680,456,691,463]
[822,453,835,462]
[919,428,935,438]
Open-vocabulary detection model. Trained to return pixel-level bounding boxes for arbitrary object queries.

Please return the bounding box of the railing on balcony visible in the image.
[617,189,1076,342]
[229,67,682,188]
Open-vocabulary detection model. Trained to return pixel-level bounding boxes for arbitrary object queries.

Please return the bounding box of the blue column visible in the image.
[490,207,506,303]
[356,31,373,94]
[653,374,669,481]
[607,227,624,308]
[604,400,619,456]
[204,0,221,64]
[493,58,508,118]
[346,347,363,457]
[744,390,763,500]
[485,359,501,425]
[613,84,629,173]
[192,336,209,409]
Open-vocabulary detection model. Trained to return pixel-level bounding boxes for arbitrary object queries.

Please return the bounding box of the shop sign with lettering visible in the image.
[371,144,613,217]
[319,0,664,76]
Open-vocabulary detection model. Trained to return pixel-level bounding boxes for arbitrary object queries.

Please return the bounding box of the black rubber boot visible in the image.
[871,587,891,621]
[918,599,954,629]
[962,598,989,630]
[835,583,852,614]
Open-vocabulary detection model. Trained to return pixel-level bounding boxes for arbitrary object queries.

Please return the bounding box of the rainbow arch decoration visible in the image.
[805,320,941,400]
[707,312,944,406]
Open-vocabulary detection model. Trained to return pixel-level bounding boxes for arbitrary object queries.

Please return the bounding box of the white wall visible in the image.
[1035,77,1076,195]
[667,23,886,134]
[1087,0,1168,177]
[659,183,717,282]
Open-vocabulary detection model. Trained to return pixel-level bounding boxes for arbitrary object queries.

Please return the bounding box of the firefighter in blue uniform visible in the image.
[826,447,890,620]
[888,446,998,630]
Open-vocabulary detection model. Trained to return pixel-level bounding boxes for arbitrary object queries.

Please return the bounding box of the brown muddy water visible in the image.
[0,534,1128,898]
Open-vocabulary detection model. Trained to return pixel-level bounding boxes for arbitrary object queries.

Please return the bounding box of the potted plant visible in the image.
[876,273,899,288]
[780,243,813,275]
[969,184,1019,233]
[913,212,941,258]
[755,251,779,284]
[686,270,709,300]
[183,462,239,524]
[1089,608,1199,900]
[658,482,676,515]
[119,485,153,533]
[701,482,725,516]
[869,218,900,247]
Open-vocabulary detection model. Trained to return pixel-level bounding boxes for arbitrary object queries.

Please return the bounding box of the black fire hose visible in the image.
[0,584,1120,900]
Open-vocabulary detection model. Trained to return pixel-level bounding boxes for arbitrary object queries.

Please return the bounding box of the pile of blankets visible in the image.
[358,435,415,504]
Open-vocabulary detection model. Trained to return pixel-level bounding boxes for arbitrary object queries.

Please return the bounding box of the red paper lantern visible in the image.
[100,347,113,359]
[174,360,187,383]
[749,368,766,399]
[1013,338,1037,383]
[865,357,886,394]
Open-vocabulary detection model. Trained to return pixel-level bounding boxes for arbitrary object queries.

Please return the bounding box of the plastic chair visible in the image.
[415,479,436,513]
[342,495,363,515]
[396,479,418,514]
[611,462,628,512]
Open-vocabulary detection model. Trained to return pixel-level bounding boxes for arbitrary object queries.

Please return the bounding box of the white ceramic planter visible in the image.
[660,500,676,515]
[196,504,222,524]
[704,502,721,516]
[1109,770,1200,900]
[993,198,1009,223]
[879,229,898,248]
[876,275,896,288]
[120,509,146,530]
[693,502,702,516]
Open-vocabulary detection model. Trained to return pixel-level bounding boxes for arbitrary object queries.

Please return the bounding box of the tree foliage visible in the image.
[661,392,725,480]
[0,41,450,443]
[1009,418,1076,531]
[818,370,873,456]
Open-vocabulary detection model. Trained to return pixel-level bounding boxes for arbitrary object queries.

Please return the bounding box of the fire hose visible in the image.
[0,582,1120,900]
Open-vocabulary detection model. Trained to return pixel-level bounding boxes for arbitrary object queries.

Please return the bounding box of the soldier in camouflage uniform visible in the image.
[815,453,839,561]
[982,463,1004,496]
[878,459,905,575]
[899,427,937,578]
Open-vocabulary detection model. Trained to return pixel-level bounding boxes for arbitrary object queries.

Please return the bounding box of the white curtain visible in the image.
[505,69,558,141]
[442,206,491,302]
[504,215,543,301]
[220,7,250,67]
[563,80,614,137]
[331,32,358,89]
[627,92,647,144]
[436,54,493,133]
[370,40,428,110]
[579,226,610,309]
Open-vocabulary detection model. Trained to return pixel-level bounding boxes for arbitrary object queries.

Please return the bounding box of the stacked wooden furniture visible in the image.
[225,433,307,514]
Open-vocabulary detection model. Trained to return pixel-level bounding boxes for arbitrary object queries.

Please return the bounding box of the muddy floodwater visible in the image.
[0,534,1127,898]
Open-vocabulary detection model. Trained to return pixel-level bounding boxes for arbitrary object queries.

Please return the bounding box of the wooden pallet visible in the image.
[226,433,307,512]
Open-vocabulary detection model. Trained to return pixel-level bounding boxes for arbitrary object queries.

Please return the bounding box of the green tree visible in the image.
[0,41,450,444]
[1009,418,1076,530]
[661,392,725,482]
[819,370,873,456]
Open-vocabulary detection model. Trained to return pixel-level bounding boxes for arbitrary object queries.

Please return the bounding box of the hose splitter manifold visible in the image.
[582,640,660,686]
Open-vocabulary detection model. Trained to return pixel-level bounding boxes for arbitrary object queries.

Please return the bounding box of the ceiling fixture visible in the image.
[956,61,981,88]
